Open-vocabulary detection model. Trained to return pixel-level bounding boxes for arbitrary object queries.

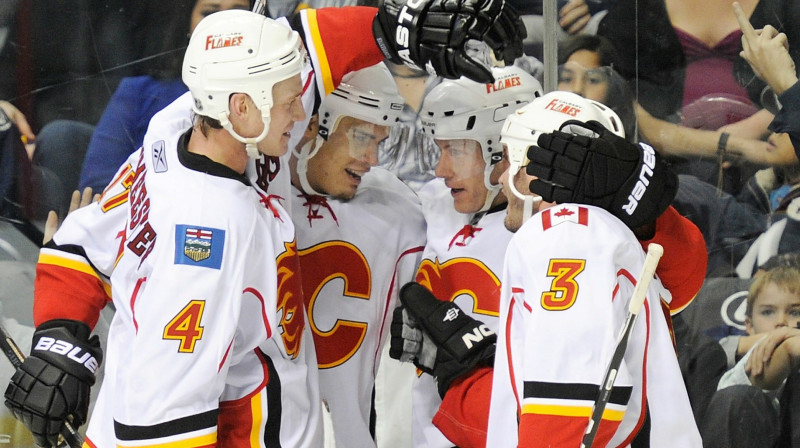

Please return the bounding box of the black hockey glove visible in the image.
[391,282,496,397]
[372,0,526,84]
[526,120,678,229]
[5,319,102,448]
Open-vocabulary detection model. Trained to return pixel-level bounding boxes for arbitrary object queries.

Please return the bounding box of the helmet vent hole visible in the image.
[466,115,476,131]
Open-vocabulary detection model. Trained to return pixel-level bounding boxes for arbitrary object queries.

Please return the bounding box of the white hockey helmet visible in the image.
[317,62,405,139]
[419,65,543,212]
[294,62,405,195]
[182,10,306,158]
[501,90,625,219]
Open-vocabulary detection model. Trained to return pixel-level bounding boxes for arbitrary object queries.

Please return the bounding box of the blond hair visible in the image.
[746,266,800,318]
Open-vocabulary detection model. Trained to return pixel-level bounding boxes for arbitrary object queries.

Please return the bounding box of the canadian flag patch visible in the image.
[541,205,589,230]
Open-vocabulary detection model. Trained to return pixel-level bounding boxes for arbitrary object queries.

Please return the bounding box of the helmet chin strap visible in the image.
[479,183,501,213]
[219,107,271,159]
[292,135,325,196]
[507,164,542,226]
[478,150,503,213]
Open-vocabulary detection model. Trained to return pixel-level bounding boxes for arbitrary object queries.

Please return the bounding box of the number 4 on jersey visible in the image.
[164,300,206,352]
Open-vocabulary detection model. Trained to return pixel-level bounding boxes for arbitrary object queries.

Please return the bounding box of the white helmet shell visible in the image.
[502,90,624,176]
[317,62,405,139]
[501,90,625,215]
[420,65,543,211]
[182,10,306,157]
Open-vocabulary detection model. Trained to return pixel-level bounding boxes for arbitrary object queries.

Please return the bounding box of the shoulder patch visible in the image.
[541,205,589,231]
[152,140,168,173]
[174,225,225,269]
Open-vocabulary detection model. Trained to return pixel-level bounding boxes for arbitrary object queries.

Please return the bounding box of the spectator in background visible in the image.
[701,265,800,447]
[555,33,800,275]
[598,0,800,194]
[510,0,616,59]
[78,0,252,194]
[734,1,800,163]
[0,101,33,151]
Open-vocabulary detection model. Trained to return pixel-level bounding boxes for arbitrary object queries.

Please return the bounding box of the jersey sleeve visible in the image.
[640,205,707,313]
[294,7,385,97]
[433,366,494,448]
[33,158,137,328]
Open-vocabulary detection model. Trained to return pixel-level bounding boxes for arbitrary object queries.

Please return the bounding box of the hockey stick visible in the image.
[252,0,268,15]
[0,321,83,448]
[580,243,664,448]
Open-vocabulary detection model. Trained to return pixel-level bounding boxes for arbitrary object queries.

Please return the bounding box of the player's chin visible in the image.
[259,139,289,158]
[453,196,481,214]
[331,188,357,201]
[503,211,523,233]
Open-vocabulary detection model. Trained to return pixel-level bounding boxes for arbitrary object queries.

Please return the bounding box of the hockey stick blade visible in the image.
[0,321,84,448]
[580,243,664,448]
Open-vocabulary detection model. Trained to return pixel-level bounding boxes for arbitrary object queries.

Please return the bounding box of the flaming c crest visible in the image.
[276,241,305,359]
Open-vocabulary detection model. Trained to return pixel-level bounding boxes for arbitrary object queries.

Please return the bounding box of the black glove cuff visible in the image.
[372,13,401,63]
[32,320,102,384]
[436,344,495,398]
[37,319,92,340]
[613,143,678,229]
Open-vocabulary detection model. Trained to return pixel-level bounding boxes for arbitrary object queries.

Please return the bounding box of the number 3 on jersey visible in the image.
[163,300,205,352]
[541,259,585,311]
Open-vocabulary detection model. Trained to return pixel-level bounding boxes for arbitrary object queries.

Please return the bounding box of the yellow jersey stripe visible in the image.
[522,403,625,422]
[305,10,335,95]
[38,252,112,297]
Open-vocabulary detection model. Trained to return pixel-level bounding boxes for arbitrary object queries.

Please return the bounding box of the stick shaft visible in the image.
[581,243,664,448]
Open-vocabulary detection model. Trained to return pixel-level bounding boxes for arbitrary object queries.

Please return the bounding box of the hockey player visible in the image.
[405,64,542,448]
[5,10,318,448]
[392,91,706,447]
[488,91,702,446]
[288,62,426,447]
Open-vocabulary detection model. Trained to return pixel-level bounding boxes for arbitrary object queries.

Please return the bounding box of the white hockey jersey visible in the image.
[412,178,514,448]
[290,167,426,448]
[486,204,701,447]
[38,108,323,447]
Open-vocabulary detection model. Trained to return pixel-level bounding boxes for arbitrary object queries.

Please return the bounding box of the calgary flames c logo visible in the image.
[416,257,501,317]
[276,241,305,359]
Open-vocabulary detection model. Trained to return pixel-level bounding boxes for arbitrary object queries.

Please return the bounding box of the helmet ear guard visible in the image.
[182,10,306,158]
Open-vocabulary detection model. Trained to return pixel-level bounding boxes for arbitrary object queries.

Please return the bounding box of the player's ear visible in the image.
[228,93,250,120]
